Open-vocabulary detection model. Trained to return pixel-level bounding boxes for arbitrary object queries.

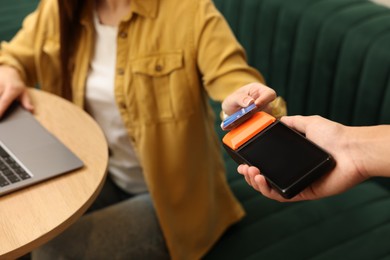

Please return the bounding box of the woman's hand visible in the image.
[0,65,33,117]
[221,82,276,116]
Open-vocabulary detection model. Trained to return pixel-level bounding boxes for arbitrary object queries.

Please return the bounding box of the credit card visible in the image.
[221,103,257,131]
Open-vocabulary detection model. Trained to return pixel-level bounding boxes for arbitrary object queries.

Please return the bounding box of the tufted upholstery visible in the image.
[212,0,390,126]
[0,0,39,42]
[206,0,390,259]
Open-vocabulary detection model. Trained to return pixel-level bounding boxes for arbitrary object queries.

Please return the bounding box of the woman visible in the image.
[0,0,284,259]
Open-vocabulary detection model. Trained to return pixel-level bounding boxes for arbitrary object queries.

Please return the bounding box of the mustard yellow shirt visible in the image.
[0,0,273,259]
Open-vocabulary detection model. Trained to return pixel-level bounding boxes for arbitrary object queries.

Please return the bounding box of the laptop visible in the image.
[0,102,84,196]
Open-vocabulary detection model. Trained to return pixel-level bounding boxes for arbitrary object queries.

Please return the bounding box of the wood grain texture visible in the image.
[0,88,108,259]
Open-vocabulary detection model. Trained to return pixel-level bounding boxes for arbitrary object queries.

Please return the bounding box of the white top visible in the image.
[371,0,390,8]
[84,12,147,194]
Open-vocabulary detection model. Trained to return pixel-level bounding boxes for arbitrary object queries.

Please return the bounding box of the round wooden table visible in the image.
[0,89,108,259]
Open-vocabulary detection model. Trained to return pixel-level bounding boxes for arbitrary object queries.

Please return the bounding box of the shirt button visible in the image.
[117,68,124,75]
[119,32,127,38]
[119,102,126,109]
[155,65,163,72]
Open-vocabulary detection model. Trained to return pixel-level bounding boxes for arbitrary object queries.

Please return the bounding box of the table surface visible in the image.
[0,88,108,259]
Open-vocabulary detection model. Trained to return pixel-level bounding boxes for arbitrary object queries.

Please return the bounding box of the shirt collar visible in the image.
[130,0,158,19]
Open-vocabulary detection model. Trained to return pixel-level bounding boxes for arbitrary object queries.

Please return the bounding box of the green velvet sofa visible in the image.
[206,0,390,259]
[2,0,390,259]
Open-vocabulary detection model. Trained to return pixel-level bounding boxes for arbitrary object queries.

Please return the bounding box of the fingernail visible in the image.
[243,97,254,106]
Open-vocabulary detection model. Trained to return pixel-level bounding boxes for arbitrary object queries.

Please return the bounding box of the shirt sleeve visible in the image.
[194,0,265,102]
[0,0,56,86]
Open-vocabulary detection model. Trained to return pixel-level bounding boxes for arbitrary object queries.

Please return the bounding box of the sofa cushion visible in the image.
[205,180,390,259]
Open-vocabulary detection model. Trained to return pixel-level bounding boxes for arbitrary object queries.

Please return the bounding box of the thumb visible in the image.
[19,91,34,113]
[280,115,309,134]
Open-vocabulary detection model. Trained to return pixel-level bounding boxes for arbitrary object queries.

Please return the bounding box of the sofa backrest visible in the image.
[0,0,39,42]
[214,0,390,126]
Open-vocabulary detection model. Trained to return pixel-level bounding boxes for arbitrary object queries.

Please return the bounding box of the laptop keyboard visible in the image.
[0,146,31,187]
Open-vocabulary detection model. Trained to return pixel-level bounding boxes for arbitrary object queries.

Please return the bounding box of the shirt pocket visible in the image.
[132,50,194,123]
